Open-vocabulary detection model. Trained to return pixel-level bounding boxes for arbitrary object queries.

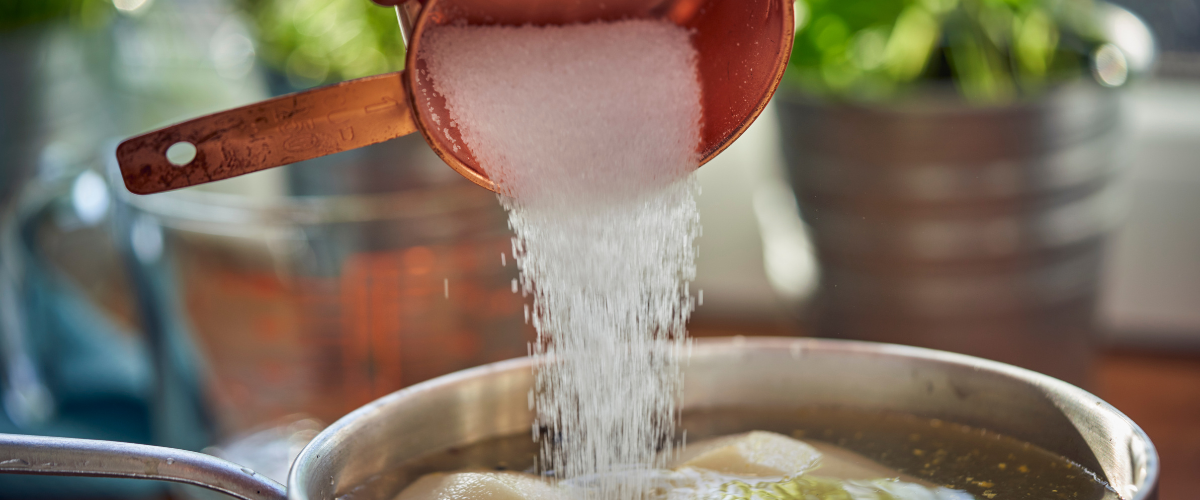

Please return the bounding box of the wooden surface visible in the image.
[1096,350,1200,500]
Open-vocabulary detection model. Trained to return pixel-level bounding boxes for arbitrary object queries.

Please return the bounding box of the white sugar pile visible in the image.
[421,19,702,500]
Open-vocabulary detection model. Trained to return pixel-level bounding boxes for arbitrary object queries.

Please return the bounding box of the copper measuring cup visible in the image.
[115,0,795,195]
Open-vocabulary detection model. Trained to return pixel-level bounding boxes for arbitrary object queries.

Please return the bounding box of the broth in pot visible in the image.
[344,408,1116,500]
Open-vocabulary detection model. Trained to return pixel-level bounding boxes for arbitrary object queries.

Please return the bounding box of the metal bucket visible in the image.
[775,84,1128,386]
[0,28,43,208]
[116,134,530,441]
[0,337,1159,500]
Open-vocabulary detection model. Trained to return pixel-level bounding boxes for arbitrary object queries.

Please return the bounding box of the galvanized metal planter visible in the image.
[775,84,1128,386]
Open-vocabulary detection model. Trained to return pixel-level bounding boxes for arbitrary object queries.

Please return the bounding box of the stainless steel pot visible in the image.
[0,337,1159,500]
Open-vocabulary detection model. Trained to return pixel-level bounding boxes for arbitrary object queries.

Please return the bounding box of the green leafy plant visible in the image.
[785,0,1107,103]
[1,0,113,32]
[239,0,406,88]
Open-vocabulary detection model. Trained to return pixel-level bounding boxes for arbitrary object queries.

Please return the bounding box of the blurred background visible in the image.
[0,0,1196,498]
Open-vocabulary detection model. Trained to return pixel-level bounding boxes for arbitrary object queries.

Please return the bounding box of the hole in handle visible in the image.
[166,141,197,167]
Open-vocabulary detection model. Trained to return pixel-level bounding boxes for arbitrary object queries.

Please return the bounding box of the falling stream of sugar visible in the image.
[421,19,702,500]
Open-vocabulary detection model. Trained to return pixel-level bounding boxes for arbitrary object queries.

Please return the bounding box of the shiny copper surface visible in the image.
[117,0,793,195]
[117,73,416,194]
[407,0,795,191]
[688,0,794,163]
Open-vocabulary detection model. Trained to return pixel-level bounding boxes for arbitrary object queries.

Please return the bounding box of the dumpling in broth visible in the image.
[395,472,561,500]
[671,431,822,477]
[675,431,929,484]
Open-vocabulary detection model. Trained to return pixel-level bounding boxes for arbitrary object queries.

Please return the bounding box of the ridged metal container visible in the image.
[0,28,44,208]
[120,135,530,434]
[776,84,1127,386]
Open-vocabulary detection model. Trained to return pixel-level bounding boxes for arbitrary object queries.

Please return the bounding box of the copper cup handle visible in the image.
[115,71,417,195]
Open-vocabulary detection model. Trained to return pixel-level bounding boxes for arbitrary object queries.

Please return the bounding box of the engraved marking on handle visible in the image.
[116,71,417,195]
[366,97,401,113]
